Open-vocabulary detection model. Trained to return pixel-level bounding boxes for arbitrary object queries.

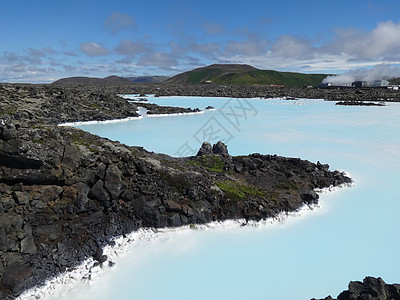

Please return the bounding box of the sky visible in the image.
[1,0,400,83]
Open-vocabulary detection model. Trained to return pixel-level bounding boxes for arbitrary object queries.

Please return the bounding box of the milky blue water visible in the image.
[47,97,400,299]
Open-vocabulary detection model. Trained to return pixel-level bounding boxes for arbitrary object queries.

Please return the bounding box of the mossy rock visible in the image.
[215,180,265,201]
[189,155,225,172]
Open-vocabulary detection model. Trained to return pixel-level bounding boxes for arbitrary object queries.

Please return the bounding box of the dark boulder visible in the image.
[62,182,90,213]
[168,213,182,227]
[301,190,319,204]
[89,179,110,204]
[104,165,125,199]
[212,141,229,156]
[196,142,213,156]
[313,277,400,300]
[93,247,107,264]
[20,235,37,255]
[0,123,17,141]
[2,262,32,294]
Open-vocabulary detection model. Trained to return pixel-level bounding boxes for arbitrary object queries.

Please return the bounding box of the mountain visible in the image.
[52,75,132,85]
[126,76,169,83]
[166,64,257,84]
[165,64,329,87]
[103,75,133,84]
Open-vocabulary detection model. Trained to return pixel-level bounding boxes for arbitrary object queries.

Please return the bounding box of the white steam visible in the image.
[322,64,400,85]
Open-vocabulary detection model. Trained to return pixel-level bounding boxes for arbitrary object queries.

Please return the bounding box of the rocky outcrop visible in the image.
[131,84,400,103]
[335,101,386,106]
[138,102,201,115]
[196,141,213,156]
[0,84,139,126]
[196,141,229,156]
[0,83,356,299]
[313,277,400,300]
[0,117,352,299]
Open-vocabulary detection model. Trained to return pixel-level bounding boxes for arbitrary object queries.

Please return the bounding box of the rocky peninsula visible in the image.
[1,83,355,299]
[124,83,400,103]
[313,277,400,300]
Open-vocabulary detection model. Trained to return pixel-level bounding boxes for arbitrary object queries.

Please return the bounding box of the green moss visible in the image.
[215,180,265,202]
[32,139,44,144]
[160,170,192,193]
[89,103,102,110]
[32,125,53,132]
[266,190,280,202]
[189,155,225,172]
[128,148,137,155]
[276,178,298,191]
[70,130,97,152]
[0,109,16,115]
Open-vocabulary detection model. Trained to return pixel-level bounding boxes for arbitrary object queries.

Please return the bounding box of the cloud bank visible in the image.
[104,12,137,35]
[3,18,400,83]
[80,43,110,56]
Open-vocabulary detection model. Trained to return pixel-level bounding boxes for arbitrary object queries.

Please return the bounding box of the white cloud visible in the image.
[202,22,224,35]
[115,57,134,65]
[224,39,267,56]
[169,41,187,56]
[27,47,56,58]
[137,52,178,67]
[270,35,314,59]
[5,17,400,83]
[63,65,78,72]
[329,21,400,59]
[2,51,19,63]
[217,21,400,73]
[80,43,110,56]
[190,42,220,55]
[116,39,148,56]
[104,12,137,35]
[4,62,27,73]
[64,51,77,57]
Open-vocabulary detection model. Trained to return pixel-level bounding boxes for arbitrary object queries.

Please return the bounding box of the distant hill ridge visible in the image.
[166,64,329,87]
[52,75,168,85]
[52,75,132,85]
[52,64,332,87]
[126,76,169,83]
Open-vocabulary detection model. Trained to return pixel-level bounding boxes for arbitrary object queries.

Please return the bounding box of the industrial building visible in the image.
[352,80,389,88]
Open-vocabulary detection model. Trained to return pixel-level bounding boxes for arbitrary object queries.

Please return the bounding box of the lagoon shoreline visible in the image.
[123,83,400,103]
[0,83,395,299]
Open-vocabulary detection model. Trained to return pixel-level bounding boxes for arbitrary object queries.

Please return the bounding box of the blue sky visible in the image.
[1,0,400,82]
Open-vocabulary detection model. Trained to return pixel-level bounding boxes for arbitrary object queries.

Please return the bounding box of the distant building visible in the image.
[352,80,389,88]
[352,81,368,88]
[318,83,331,88]
[370,80,389,87]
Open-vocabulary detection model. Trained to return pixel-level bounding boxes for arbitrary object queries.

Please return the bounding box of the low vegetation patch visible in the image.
[276,178,298,191]
[69,130,97,152]
[215,180,265,201]
[189,155,225,172]
[160,170,192,193]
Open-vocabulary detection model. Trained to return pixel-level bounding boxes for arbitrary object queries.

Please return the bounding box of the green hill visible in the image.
[52,75,132,85]
[126,76,169,83]
[166,64,328,87]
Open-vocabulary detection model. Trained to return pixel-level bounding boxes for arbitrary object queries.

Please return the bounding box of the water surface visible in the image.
[45,97,400,299]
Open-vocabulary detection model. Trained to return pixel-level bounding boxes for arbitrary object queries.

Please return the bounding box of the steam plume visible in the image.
[322,64,400,85]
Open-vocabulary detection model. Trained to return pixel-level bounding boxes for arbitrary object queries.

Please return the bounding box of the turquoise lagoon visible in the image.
[44,97,399,300]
